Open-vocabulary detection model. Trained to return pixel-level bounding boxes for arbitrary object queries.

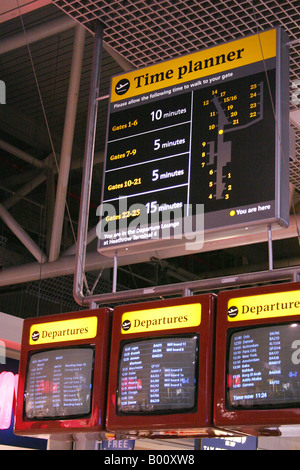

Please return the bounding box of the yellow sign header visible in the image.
[29,317,98,345]
[111,28,277,103]
[121,303,201,334]
[227,290,300,322]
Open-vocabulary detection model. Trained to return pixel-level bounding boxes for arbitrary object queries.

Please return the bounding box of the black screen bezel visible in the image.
[116,333,199,416]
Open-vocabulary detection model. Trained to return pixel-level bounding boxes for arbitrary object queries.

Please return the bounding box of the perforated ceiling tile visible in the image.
[52,2,300,172]
[50,1,299,84]
[51,0,300,187]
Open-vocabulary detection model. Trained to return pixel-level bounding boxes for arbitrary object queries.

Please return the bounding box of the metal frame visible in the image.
[73,20,104,307]
[80,265,300,308]
[72,20,299,309]
[48,23,86,262]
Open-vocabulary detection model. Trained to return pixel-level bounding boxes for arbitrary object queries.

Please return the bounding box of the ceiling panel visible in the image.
[0,0,51,24]
[51,0,300,189]
[51,1,299,81]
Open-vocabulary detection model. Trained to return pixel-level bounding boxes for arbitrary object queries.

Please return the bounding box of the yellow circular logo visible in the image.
[230,210,236,217]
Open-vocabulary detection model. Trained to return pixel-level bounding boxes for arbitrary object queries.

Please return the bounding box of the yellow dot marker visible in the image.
[219,129,224,135]
[230,210,236,217]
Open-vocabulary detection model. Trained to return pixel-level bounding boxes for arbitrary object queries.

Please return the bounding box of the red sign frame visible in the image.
[105,294,229,438]
[214,282,300,436]
[15,308,111,436]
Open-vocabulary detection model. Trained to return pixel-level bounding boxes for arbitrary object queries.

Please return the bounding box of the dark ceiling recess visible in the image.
[0,1,299,318]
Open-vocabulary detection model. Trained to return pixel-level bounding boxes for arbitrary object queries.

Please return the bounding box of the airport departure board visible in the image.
[24,348,94,419]
[227,324,300,409]
[98,28,289,255]
[118,336,198,414]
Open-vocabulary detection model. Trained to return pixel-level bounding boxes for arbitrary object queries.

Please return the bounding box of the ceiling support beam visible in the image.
[73,20,104,306]
[0,203,47,263]
[3,171,46,210]
[103,42,134,72]
[48,24,86,262]
[0,147,104,213]
[63,225,96,256]
[0,214,299,288]
[45,159,55,257]
[0,15,76,55]
[0,0,51,24]
[0,139,46,168]
[0,12,134,73]
[0,11,134,75]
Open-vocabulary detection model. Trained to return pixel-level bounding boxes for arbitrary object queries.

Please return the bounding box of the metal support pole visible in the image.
[73,21,104,306]
[88,301,98,310]
[0,139,45,168]
[45,161,56,257]
[268,225,274,271]
[182,287,192,297]
[49,24,86,262]
[112,251,118,294]
[3,171,46,210]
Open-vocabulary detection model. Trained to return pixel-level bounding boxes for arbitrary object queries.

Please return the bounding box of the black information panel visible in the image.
[98,28,289,253]
[227,324,300,409]
[104,71,274,213]
[117,336,198,414]
[24,347,94,419]
[190,71,275,210]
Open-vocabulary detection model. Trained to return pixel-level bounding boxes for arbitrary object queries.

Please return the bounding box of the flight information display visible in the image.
[227,324,300,409]
[117,336,198,414]
[24,347,94,419]
[98,28,289,253]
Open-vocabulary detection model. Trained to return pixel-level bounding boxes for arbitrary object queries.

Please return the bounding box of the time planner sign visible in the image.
[98,27,289,256]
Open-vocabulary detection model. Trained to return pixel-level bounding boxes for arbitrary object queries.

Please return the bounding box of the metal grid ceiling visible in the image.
[51,0,300,189]
[51,1,299,83]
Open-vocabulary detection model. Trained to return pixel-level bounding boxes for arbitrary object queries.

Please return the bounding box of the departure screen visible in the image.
[117,336,198,414]
[227,324,300,408]
[24,347,94,419]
